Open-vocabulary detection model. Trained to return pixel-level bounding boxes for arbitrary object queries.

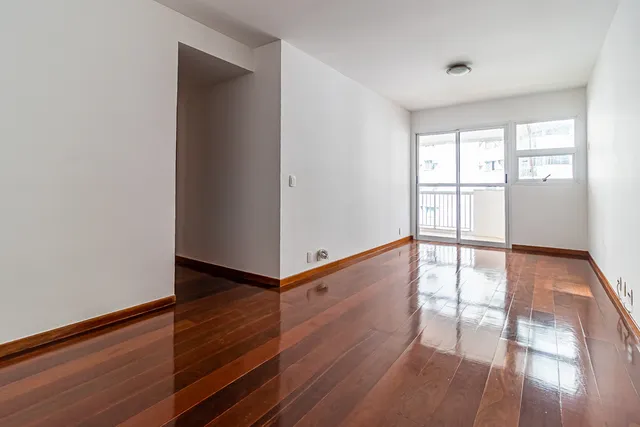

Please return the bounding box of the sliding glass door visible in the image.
[417,132,458,242]
[416,127,508,247]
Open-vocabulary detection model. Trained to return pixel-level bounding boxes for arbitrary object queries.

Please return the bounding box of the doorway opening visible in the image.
[174,43,251,299]
[416,127,509,248]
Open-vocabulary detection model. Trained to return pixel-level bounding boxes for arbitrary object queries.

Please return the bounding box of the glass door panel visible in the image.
[460,187,506,244]
[417,132,458,241]
[418,133,456,184]
[460,128,505,184]
[459,127,507,246]
[417,186,457,240]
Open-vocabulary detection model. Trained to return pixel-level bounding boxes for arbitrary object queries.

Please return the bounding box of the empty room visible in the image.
[0,0,638,426]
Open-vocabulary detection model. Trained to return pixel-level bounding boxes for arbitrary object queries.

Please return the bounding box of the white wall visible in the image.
[411,88,588,250]
[587,0,640,323]
[0,0,254,344]
[280,42,411,278]
[176,42,282,278]
[473,189,506,241]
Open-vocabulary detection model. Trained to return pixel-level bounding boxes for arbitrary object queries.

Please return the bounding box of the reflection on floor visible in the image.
[418,228,505,243]
[0,242,639,426]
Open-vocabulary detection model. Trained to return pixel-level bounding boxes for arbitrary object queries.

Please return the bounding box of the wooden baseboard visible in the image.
[0,296,175,360]
[588,254,640,341]
[279,236,413,288]
[178,237,414,289]
[176,256,281,287]
[511,244,589,259]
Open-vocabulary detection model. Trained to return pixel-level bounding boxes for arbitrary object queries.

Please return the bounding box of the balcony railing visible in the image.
[419,190,473,232]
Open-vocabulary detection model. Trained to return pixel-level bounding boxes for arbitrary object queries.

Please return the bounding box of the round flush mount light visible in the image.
[446,63,472,76]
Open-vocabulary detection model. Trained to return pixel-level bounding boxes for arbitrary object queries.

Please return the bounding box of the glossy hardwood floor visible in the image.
[1,242,639,427]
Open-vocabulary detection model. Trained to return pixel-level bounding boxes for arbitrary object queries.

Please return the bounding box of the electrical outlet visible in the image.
[398,227,402,236]
[620,280,634,313]
[317,249,329,260]
[617,278,623,297]
[307,252,313,263]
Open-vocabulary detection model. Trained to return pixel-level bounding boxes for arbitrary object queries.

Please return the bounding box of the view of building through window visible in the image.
[418,132,456,184]
[518,155,573,179]
[516,119,575,180]
[461,128,505,184]
[418,129,505,184]
[516,119,575,150]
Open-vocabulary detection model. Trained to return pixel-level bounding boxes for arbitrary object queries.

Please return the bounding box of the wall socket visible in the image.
[617,278,623,296]
[307,252,313,263]
[398,227,402,236]
[617,277,634,313]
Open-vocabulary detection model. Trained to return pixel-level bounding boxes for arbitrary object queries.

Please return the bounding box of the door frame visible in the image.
[414,124,511,249]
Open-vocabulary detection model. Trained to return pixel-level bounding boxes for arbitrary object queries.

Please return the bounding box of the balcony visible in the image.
[418,188,505,243]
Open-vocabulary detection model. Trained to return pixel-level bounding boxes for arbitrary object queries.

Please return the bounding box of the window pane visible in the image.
[518,155,573,180]
[460,128,505,184]
[516,119,575,150]
[418,133,456,184]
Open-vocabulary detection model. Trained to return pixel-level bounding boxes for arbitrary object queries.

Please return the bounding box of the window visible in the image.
[518,155,573,180]
[423,159,438,171]
[418,133,456,184]
[516,119,576,181]
[482,160,504,172]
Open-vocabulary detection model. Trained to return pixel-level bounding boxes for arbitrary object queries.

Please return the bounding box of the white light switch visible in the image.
[289,175,297,187]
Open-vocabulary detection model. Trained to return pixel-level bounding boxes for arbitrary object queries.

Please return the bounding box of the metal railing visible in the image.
[418,190,473,232]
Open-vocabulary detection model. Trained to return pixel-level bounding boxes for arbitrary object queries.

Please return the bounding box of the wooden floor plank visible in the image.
[0,242,632,427]
[396,350,462,424]
[586,337,640,408]
[278,289,445,426]
[518,352,562,427]
[472,339,527,427]
[425,357,492,427]
[202,324,376,427]
[117,253,431,427]
[338,341,437,427]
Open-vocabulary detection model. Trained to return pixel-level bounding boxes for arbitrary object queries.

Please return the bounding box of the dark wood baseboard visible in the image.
[588,254,640,341]
[0,296,175,360]
[176,256,281,287]
[279,236,413,288]
[178,237,414,289]
[511,244,589,259]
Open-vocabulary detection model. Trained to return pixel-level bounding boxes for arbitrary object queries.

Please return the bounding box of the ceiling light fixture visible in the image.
[446,63,472,76]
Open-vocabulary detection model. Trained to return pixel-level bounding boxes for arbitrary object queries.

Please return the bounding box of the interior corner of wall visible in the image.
[254,39,283,55]
[277,39,289,51]
[174,11,255,73]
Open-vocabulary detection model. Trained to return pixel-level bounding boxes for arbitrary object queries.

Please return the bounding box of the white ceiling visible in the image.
[157,0,619,111]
